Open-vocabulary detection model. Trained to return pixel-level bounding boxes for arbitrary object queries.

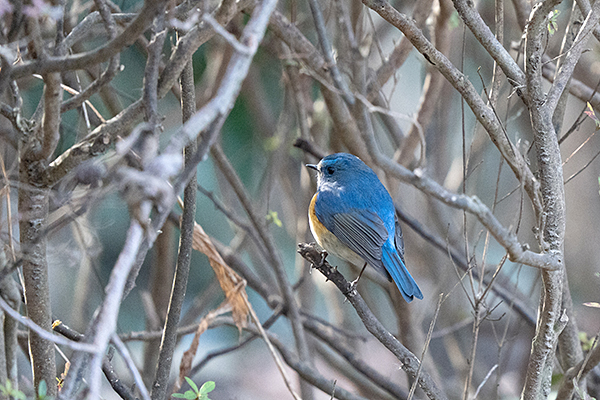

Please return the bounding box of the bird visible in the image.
[307,153,423,302]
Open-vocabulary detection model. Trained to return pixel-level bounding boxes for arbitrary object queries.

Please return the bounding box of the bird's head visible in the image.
[306,153,372,190]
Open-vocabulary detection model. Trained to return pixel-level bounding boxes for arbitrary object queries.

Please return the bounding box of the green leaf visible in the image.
[263,136,281,152]
[266,210,282,227]
[199,381,216,394]
[585,102,600,128]
[184,377,199,394]
[0,380,11,394]
[547,9,560,35]
[171,394,186,398]
[449,11,460,29]
[184,390,198,400]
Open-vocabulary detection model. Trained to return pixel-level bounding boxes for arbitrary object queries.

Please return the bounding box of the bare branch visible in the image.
[18,179,56,395]
[574,0,600,41]
[298,243,448,400]
[362,139,560,270]
[210,144,313,389]
[7,0,164,82]
[111,334,152,400]
[0,299,97,353]
[37,73,62,161]
[371,0,434,95]
[546,1,600,113]
[452,0,526,90]
[58,0,121,114]
[150,55,197,400]
[59,216,149,399]
[556,336,600,399]
[360,0,543,221]
[307,0,354,104]
[266,7,371,162]
[156,0,247,99]
[123,0,280,301]
[45,100,143,186]
[53,322,142,400]
[521,0,570,397]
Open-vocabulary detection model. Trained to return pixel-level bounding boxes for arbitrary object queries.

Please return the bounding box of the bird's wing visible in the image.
[330,210,389,270]
[394,214,405,263]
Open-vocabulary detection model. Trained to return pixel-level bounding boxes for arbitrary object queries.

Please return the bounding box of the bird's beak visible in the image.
[306,164,318,171]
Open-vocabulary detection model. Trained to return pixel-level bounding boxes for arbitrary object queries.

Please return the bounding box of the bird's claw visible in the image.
[319,249,328,266]
[348,263,367,292]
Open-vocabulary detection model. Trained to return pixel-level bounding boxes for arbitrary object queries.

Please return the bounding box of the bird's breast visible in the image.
[308,193,365,266]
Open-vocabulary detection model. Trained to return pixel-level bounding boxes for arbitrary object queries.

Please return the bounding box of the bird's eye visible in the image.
[325,166,335,175]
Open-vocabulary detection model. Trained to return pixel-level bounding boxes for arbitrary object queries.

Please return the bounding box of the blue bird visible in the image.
[307,153,423,302]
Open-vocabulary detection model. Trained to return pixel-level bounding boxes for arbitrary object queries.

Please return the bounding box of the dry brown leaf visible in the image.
[58,360,70,391]
[174,303,232,393]
[191,220,249,330]
[185,215,300,400]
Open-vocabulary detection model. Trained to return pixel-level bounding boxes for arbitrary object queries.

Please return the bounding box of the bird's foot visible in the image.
[343,264,368,302]
[349,263,368,291]
[318,249,328,267]
[344,276,360,303]
[344,278,359,302]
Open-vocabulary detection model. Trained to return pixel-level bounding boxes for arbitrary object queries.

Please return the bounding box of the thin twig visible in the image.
[0,297,97,353]
[240,319,369,400]
[360,0,543,219]
[408,293,443,400]
[307,0,354,104]
[111,334,151,400]
[364,139,559,270]
[7,0,165,81]
[564,149,600,185]
[546,1,600,112]
[452,0,525,89]
[202,14,251,55]
[61,0,121,113]
[472,364,498,399]
[243,296,302,400]
[53,322,139,400]
[59,215,149,399]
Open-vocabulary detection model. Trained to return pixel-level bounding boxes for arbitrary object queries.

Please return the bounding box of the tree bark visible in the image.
[18,156,56,396]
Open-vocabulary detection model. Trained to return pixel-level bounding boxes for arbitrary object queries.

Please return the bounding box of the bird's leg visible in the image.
[350,262,368,289]
[318,249,328,267]
[308,245,328,275]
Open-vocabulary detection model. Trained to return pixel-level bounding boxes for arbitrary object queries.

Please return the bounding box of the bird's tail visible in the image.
[381,246,423,302]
